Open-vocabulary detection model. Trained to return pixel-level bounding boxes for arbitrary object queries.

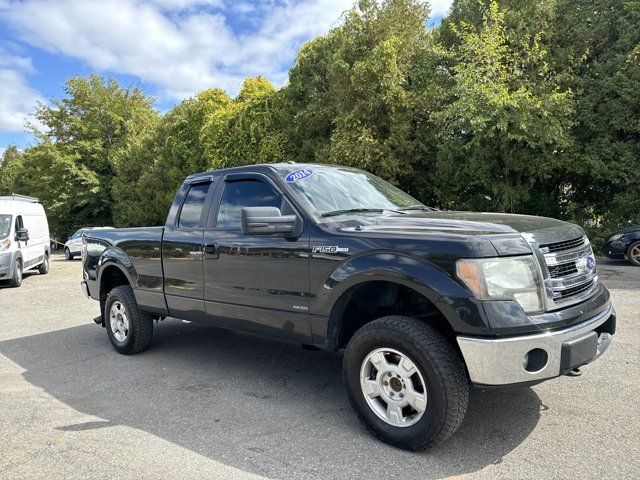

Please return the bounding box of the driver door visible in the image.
[202,173,312,342]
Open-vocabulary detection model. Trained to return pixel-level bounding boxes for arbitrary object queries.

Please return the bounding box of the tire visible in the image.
[104,285,153,354]
[627,241,640,267]
[64,248,74,261]
[38,253,49,274]
[343,315,469,450]
[8,259,23,288]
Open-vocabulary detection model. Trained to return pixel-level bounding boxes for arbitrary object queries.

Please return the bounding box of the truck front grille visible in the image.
[539,236,585,253]
[548,262,579,278]
[536,235,598,310]
[558,279,596,299]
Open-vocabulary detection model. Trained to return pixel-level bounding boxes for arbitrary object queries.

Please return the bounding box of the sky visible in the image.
[0,0,452,155]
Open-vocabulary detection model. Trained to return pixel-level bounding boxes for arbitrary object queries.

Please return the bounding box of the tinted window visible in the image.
[217,180,281,230]
[179,183,210,228]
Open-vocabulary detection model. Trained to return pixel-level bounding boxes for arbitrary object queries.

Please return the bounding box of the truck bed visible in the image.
[83,226,166,314]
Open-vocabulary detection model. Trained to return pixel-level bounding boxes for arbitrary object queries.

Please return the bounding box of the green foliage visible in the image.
[202,77,289,170]
[433,1,574,213]
[0,0,638,245]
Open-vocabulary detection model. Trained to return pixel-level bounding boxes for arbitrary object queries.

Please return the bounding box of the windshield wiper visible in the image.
[321,208,384,218]
[398,205,437,212]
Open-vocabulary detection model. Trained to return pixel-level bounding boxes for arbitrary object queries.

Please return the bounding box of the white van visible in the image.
[0,195,50,287]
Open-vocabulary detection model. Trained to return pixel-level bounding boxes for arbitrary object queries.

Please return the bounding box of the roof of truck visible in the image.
[187,162,346,180]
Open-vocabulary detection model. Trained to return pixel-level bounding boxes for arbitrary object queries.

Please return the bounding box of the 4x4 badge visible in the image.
[312,246,349,254]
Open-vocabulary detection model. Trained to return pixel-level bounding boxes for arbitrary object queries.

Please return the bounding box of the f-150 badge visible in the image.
[312,246,349,254]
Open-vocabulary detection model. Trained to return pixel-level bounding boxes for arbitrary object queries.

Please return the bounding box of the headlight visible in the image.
[0,239,10,251]
[456,256,544,314]
[608,233,623,242]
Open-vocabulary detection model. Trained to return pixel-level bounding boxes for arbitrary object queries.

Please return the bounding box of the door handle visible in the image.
[204,243,219,259]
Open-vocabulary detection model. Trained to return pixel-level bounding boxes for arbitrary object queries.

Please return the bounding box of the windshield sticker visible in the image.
[285,168,314,183]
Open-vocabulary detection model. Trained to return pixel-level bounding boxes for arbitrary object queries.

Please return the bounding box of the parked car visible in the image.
[81,164,615,450]
[64,227,112,260]
[603,226,640,266]
[0,194,50,287]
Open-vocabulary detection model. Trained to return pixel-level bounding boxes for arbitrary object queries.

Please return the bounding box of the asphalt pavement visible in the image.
[0,254,638,479]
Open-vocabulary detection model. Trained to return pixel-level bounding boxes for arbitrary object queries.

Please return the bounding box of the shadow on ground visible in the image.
[0,319,543,479]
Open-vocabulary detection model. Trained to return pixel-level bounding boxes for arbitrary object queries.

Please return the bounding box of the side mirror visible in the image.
[16,228,29,242]
[241,207,298,236]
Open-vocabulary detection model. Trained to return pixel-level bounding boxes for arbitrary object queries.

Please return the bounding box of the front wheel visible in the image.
[64,248,73,261]
[627,241,640,267]
[104,285,153,354]
[343,316,469,450]
[8,259,22,287]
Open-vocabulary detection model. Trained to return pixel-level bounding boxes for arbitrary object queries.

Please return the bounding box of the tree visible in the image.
[546,0,640,233]
[432,1,574,213]
[0,146,24,194]
[284,0,435,198]
[202,77,289,170]
[28,75,157,234]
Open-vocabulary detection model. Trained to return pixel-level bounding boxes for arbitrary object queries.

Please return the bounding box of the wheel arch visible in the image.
[319,252,472,351]
[97,259,135,323]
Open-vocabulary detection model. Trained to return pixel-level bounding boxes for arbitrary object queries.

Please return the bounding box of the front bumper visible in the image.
[457,302,615,386]
[80,280,90,299]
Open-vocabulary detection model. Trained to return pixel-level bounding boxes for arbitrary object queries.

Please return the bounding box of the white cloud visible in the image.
[0,48,42,132]
[0,147,6,159]
[0,0,348,99]
[0,0,452,129]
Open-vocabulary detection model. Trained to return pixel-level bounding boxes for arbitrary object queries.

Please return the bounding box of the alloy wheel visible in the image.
[109,301,129,343]
[359,347,428,427]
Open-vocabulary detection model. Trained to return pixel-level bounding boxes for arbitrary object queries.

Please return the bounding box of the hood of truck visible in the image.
[331,211,585,256]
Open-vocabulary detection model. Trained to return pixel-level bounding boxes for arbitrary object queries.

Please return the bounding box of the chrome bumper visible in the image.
[457,303,614,386]
[80,280,90,299]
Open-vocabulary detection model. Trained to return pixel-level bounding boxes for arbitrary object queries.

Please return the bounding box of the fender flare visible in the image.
[96,246,138,292]
[314,251,474,348]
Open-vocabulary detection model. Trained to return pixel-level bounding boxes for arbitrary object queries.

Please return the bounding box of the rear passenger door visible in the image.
[162,178,214,321]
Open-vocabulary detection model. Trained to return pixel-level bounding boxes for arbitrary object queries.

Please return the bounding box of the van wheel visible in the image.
[627,241,640,267]
[64,248,73,261]
[8,259,23,287]
[343,316,469,450]
[38,254,49,274]
[104,285,153,354]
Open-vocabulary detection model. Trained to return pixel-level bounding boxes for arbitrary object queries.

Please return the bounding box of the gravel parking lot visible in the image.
[1,254,639,480]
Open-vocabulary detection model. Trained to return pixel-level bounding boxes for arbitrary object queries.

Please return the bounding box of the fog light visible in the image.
[523,348,548,373]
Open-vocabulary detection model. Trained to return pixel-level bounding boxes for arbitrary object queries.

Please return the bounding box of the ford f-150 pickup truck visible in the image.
[81,163,615,450]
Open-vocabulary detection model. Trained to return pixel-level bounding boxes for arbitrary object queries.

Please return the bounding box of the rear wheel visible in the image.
[627,241,640,267]
[343,315,468,450]
[38,253,49,274]
[104,285,153,354]
[64,248,73,261]
[8,259,22,287]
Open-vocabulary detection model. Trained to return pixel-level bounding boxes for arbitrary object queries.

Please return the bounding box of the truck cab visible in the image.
[81,164,615,450]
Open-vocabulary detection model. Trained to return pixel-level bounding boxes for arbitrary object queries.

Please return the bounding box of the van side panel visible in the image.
[0,199,50,272]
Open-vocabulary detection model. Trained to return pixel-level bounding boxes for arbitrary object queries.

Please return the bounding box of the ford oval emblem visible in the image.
[285,168,314,183]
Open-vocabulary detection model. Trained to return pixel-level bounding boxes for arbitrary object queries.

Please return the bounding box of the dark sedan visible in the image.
[603,226,640,266]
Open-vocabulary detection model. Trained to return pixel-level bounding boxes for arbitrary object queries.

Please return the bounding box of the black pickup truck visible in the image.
[81,163,615,450]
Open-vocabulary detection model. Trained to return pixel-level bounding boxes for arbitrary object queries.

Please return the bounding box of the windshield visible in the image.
[277,166,425,219]
[0,214,11,240]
